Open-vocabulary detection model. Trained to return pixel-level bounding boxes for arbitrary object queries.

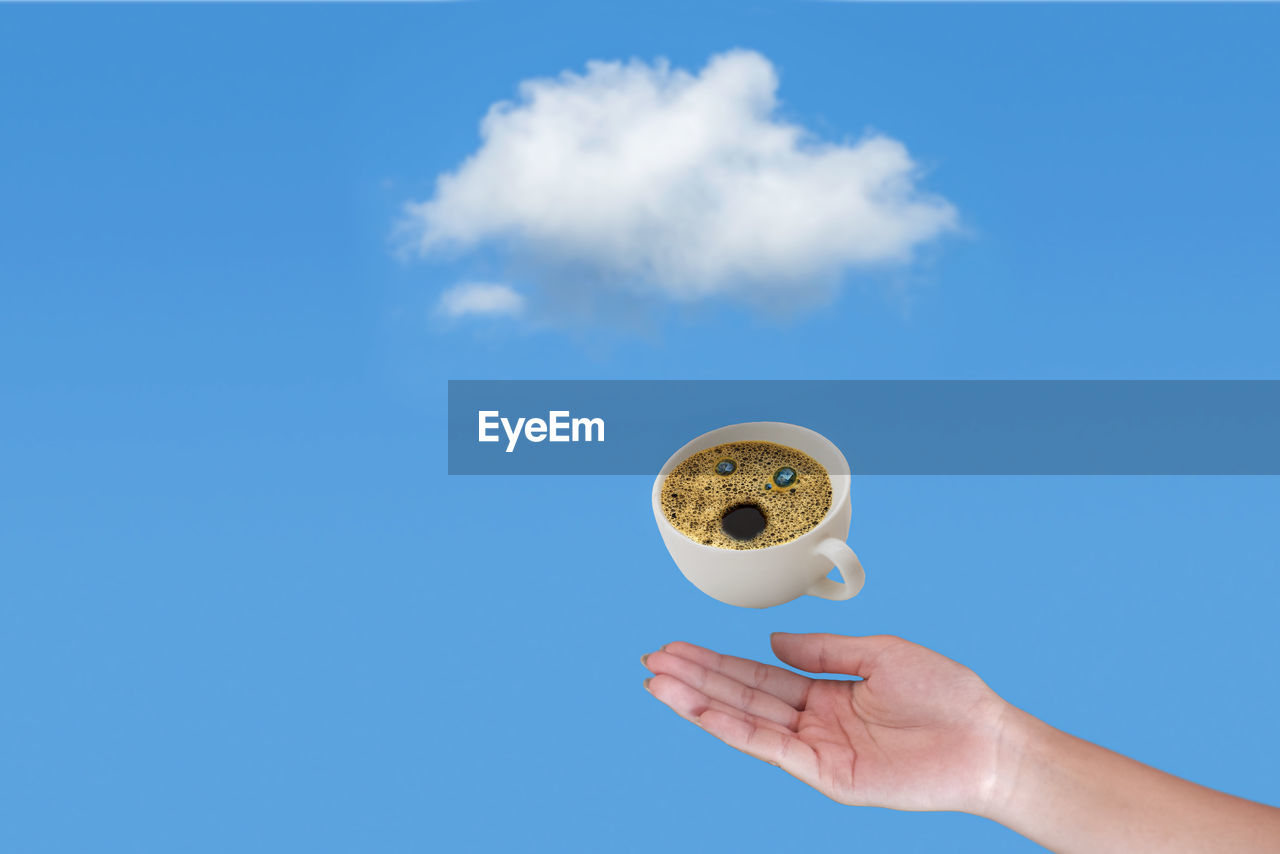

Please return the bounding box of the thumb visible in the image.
[771,632,898,678]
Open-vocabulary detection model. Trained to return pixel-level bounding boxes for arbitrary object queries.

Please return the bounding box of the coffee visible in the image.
[659,440,833,550]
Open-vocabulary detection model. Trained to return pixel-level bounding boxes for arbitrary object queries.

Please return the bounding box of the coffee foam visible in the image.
[659,440,832,550]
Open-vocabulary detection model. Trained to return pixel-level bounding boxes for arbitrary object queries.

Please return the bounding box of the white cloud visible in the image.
[403,49,957,310]
[436,282,526,318]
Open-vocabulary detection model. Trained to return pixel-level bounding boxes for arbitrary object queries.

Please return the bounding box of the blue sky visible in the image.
[2,3,1279,853]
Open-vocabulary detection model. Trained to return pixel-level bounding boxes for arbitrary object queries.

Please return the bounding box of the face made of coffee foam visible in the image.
[659,440,833,550]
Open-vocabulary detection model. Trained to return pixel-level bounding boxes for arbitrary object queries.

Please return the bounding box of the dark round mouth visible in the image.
[721,503,767,542]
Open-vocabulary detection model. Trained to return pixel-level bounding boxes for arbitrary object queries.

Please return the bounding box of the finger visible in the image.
[644,650,800,728]
[771,632,900,678]
[698,708,820,785]
[659,641,811,709]
[645,674,794,737]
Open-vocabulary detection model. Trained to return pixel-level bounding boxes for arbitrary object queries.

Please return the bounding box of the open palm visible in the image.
[643,633,1011,814]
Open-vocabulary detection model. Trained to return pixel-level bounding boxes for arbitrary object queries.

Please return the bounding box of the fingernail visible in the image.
[643,677,653,691]
[640,653,650,667]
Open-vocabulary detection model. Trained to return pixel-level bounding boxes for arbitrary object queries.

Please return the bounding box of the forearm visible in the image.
[981,705,1280,854]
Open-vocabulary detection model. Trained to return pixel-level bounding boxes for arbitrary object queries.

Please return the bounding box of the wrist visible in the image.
[972,700,1047,824]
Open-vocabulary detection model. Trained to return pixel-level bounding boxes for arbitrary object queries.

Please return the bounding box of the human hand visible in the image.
[642,633,1012,814]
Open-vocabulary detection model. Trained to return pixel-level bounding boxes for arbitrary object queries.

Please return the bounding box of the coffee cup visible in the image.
[652,421,866,608]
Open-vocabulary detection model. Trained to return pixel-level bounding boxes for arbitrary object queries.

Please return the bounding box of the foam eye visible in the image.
[773,467,797,488]
[715,459,737,475]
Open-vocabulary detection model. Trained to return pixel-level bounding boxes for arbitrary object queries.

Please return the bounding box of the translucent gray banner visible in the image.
[447,380,1280,475]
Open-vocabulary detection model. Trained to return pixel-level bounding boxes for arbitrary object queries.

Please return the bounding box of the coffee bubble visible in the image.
[660,440,832,550]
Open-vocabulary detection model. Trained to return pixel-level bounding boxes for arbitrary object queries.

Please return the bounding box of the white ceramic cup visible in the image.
[652,421,866,608]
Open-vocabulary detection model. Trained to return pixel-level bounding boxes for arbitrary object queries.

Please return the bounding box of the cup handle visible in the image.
[805,538,866,601]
